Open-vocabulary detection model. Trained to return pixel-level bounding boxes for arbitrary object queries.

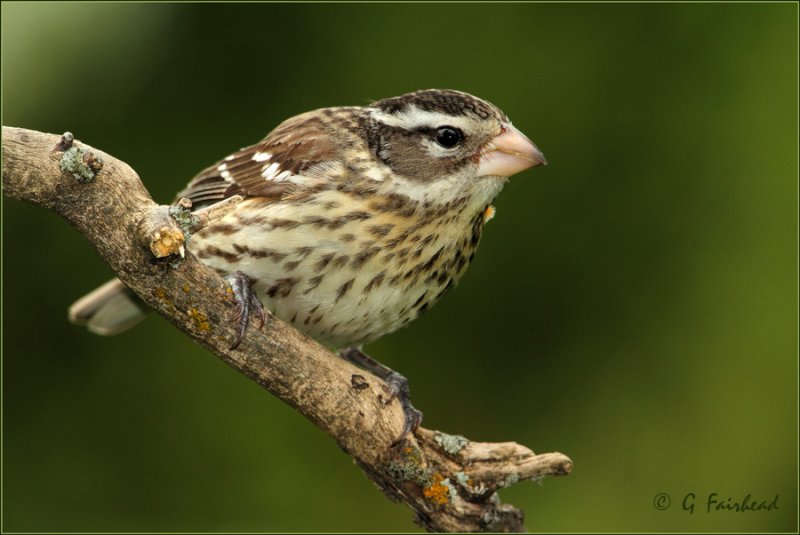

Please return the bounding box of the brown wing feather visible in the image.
[175,110,341,208]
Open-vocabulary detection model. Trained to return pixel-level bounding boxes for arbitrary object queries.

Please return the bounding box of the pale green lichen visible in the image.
[440,477,458,501]
[454,471,471,487]
[60,146,102,183]
[498,473,520,488]
[169,203,199,240]
[433,431,468,455]
[386,459,431,487]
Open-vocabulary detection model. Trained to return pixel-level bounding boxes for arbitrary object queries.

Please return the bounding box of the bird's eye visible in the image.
[434,126,463,148]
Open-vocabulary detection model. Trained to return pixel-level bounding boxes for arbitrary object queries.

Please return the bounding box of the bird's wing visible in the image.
[175,111,340,208]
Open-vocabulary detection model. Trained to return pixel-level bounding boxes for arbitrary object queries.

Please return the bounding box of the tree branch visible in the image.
[2,126,572,532]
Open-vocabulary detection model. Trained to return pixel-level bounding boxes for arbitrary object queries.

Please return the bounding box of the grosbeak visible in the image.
[70,89,546,441]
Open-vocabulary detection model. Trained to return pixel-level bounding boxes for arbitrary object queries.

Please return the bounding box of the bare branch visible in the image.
[2,126,572,532]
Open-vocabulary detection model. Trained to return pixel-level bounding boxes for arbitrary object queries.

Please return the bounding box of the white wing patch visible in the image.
[260,161,297,183]
[252,152,272,162]
[216,163,234,182]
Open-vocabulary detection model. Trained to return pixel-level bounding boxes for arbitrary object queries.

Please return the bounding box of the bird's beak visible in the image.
[477,123,546,178]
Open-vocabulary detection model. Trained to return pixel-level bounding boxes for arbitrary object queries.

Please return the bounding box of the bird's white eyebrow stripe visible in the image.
[371,107,473,131]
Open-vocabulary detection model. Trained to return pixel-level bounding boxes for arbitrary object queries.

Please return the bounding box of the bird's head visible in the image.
[367,89,545,203]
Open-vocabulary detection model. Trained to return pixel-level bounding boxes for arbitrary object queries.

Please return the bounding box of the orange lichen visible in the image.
[423,472,450,506]
[188,307,210,332]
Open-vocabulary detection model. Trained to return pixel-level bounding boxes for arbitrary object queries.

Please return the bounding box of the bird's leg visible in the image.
[225,271,266,349]
[339,347,423,446]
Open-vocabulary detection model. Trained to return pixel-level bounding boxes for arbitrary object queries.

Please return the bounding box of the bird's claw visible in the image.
[338,347,424,446]
[385,371,424,446]
[226,271,266,349]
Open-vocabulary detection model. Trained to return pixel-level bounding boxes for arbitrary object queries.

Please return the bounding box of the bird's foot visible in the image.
[225,271,266,349]
[339,347,423,446]
[383,371,424,446]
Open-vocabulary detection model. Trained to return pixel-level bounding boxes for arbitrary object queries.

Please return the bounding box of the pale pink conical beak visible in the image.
[477,123,546,177]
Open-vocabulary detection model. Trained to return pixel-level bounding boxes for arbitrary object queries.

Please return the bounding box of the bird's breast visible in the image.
[188,189,488,348]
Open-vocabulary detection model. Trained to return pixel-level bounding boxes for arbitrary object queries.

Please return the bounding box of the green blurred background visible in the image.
[2,2,797,532]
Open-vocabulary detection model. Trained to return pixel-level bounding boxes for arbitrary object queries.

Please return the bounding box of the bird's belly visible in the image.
[188,196,483,348]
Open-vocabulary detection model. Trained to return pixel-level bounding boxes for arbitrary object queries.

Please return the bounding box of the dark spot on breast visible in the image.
[304,275,323,294]
[352,246,380,269]
[314,253,335,272]
[363,271,386,294]
[332,255,349,268]
[269,218,302,230]
[206,224,239,236]
[369,193,417,216]
[436,279,454,300]
[233,244,287,262]
[304,215,329,227]
[336,279,354,302]
[368,223,395,238]
[327,211,371,230]
[421,247,444,272]
[295,246,314,258]
[266,277,298,298]
[200,245,238,263]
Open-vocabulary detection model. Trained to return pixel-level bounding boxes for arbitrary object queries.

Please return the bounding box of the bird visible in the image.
[69,89,546,443]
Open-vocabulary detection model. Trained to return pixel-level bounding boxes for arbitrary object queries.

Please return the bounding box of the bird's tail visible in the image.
[68,278,148,335]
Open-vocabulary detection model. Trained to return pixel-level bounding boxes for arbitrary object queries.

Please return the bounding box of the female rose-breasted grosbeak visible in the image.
[70,89,546,440]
